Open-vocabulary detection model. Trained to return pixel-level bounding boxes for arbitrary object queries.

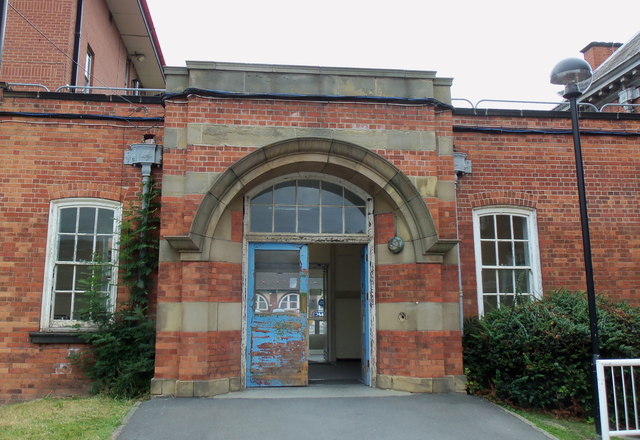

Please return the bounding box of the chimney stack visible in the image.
[581,42,622,70]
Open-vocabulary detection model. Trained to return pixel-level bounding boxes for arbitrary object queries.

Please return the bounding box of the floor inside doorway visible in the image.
[308,360,361,384]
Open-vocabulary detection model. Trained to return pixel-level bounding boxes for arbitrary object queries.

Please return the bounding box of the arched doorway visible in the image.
[163,137,454,390]
[243,174,374,387]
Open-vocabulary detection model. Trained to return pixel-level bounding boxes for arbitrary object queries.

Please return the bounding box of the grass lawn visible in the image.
[510,408,596,440]
[508,406,630,440]
[0,396,135,440]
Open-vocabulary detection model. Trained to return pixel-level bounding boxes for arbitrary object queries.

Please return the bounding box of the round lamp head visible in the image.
[550,58,593,98]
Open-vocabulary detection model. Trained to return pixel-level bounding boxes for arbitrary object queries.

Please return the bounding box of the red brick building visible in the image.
[0,0,164,92]
[0,0,165,402]
[1,2,640,403]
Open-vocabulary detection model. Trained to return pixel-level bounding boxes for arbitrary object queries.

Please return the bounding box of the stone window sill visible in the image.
[29,331,91,344]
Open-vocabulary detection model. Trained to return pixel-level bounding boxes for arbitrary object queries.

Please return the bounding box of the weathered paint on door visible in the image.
[246,243,309,387]
[360,245,371,385]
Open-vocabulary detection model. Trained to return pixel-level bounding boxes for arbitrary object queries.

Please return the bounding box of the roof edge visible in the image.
[139,0,166,67]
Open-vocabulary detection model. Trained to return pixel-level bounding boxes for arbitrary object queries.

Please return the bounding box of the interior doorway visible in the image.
[308,244,365,384]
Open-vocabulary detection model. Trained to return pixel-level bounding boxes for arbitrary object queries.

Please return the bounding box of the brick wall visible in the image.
[377,330,462,378]
[156,262,242,303]
[79,0,137,90]
[376,264,458,303]
[10,90,640,399]
[0,93,163,403]
[0,0,136,91]
[454,111,640,315]
[0,0,76,89]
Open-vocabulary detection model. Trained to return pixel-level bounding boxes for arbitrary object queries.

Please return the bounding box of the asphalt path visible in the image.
[115,386,555,440]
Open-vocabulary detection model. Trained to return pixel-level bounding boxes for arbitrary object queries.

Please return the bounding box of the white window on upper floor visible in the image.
[473,207,542,315]
[83,46,94,93]
[40,199,121,330]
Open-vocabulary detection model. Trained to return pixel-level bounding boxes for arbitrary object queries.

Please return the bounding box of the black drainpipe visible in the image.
[0,0,9,65]
[70,0,84,89]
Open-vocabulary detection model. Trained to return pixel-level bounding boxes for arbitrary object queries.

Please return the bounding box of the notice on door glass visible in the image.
[289,278,298,289]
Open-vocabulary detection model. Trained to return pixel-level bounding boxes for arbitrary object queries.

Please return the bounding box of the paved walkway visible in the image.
[115,385,555,440]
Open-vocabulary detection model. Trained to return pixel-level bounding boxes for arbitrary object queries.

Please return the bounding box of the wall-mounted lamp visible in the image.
[131,52,145,63]
[387,236,404,254]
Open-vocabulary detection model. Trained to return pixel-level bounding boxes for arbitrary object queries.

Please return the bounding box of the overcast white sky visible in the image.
[146,0,639,109]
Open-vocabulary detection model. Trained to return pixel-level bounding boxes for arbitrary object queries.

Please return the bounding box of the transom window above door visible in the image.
[249,179,367,234]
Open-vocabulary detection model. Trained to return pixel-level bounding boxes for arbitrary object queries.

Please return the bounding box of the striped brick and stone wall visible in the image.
[152,62,464,395]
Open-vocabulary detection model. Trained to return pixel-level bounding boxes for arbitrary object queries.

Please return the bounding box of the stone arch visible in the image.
[167,138,454,260]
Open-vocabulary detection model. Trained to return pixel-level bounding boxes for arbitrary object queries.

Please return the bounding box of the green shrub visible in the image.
[463,289,640,416]
[70,183,159,399]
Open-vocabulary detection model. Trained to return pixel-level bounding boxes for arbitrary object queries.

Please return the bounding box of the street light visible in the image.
[550,58,601,435]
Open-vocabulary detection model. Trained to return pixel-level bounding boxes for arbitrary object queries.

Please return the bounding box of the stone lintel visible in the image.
[193,124,437,151]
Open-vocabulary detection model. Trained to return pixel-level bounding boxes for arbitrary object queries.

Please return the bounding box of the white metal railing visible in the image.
[596,359,640,440]
[54,85,165,94]
[600,103,640,112]
[452,98,639,112]
[7,83,51,92]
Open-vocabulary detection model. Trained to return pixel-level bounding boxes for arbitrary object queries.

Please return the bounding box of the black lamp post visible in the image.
[550,58,601,435]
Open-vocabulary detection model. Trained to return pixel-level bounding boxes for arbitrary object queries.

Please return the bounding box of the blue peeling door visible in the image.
[360,245,371,385]
[247,243,309,387]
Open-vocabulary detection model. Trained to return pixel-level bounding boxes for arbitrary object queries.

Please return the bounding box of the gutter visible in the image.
[0,0,8,65]
[139,0,165,70]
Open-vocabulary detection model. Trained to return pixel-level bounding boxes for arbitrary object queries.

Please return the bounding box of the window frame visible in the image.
[83,45,94,93]
[472,206,542,315]
[244,172,373,243]
[278,293,300,311]
[40,198,122,330]
[255,293,269,312]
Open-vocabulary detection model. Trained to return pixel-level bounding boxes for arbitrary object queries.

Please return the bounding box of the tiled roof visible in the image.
[591,31,640,83]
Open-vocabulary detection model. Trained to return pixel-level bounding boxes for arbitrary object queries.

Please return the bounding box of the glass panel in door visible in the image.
[247,243,309,386]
